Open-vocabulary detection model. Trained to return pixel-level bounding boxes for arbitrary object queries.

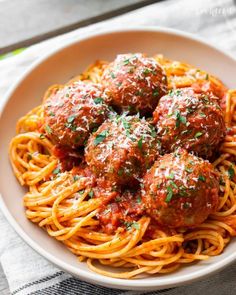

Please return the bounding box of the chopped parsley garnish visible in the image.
[169,180,178,189]
[124,221,140,230]
[199,112,206,118]
[228,165,235,180]
[53,167,61,175]
[138,137,143,150]
[121,118,131,135]
[45,125,52,134]
[94,130,108,146]
[166,172,174,179]
[136,195,142,203]
[168,89,174,96]
[205,73,209,80]
[73,175,79,182]
[39,133,45,139]
[149,125,157,137]
[49,111,55,117]
[175,110,187,128]
[153,89,159,97]
[65,122,77,131]
[175,90,182,96]
[88,190,94,198]
[118,169,124,176]
[67,115,76,123]
[132,222,140,230]
[79,189,85,195]
[185,167,193,173]
[94,97,103,104]
[123,58,131,65]
[165,186,173,203]
[195,132,203,138]
[198,175,206,182]
[110,72,116,79]
[143,68,151,75]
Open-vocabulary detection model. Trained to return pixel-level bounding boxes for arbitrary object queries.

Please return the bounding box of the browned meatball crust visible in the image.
[153,87,226,158]
[85,115,159,186]
[43,81,110,148]
[101,53,167,115]
[142,149,219,228]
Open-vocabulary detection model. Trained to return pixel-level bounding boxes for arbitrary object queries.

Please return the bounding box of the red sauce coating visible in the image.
[85,115,159,186]
[43,81,111,148]
[142,149,219,228]
[153,87,226,158]
[101,53,167,115]
[97,190,144,234]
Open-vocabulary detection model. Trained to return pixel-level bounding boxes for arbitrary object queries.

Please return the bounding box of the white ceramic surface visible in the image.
[0,27,236,291]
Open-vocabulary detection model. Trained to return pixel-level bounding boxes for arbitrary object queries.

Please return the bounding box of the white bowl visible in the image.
[0,27,236,291]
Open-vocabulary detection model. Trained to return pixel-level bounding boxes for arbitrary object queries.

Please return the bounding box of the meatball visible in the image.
[43,81,110,148]
[142,149,219,228]
[101,53,167,115]
[85,115,159,186]
[153,87,226,158]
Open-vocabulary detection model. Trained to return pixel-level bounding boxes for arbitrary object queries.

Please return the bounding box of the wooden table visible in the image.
[0,1,162,293]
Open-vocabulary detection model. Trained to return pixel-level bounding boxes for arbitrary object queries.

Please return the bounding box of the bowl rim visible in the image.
[0,26,236,290]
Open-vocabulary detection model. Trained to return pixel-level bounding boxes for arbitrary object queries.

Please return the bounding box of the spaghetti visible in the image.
[9,54,236,279]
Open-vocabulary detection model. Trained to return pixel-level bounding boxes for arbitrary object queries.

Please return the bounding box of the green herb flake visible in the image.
[94,130,108,146]
[94,97,103,104]
[123,58,130,65]
[185,167,193,173]
[228,166,235,180]
[168,89,174,97]
[49,111,55,117]
[79,189,85,195]
[136,195,142,203]
[195,132,203,138]
[148,125,157,137]
[110,72,116,79]
[73,175,79,182]
[143,68,151,75]
[175,110,186,128]
[88,190,94,198]
[199,112,206,118]
[121,118,131,131]
[138,137,143,150]
[153,89,159,97]
[165,186,173,203]
[169,180,178,189]
[118,169,124,176]
[132,222,140,230]
[198,175,206,182]
[53,167,61,175]
[39,133,45,139]
[67,115,76,123]
[166,172,174,179]
[45,125,52,134]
